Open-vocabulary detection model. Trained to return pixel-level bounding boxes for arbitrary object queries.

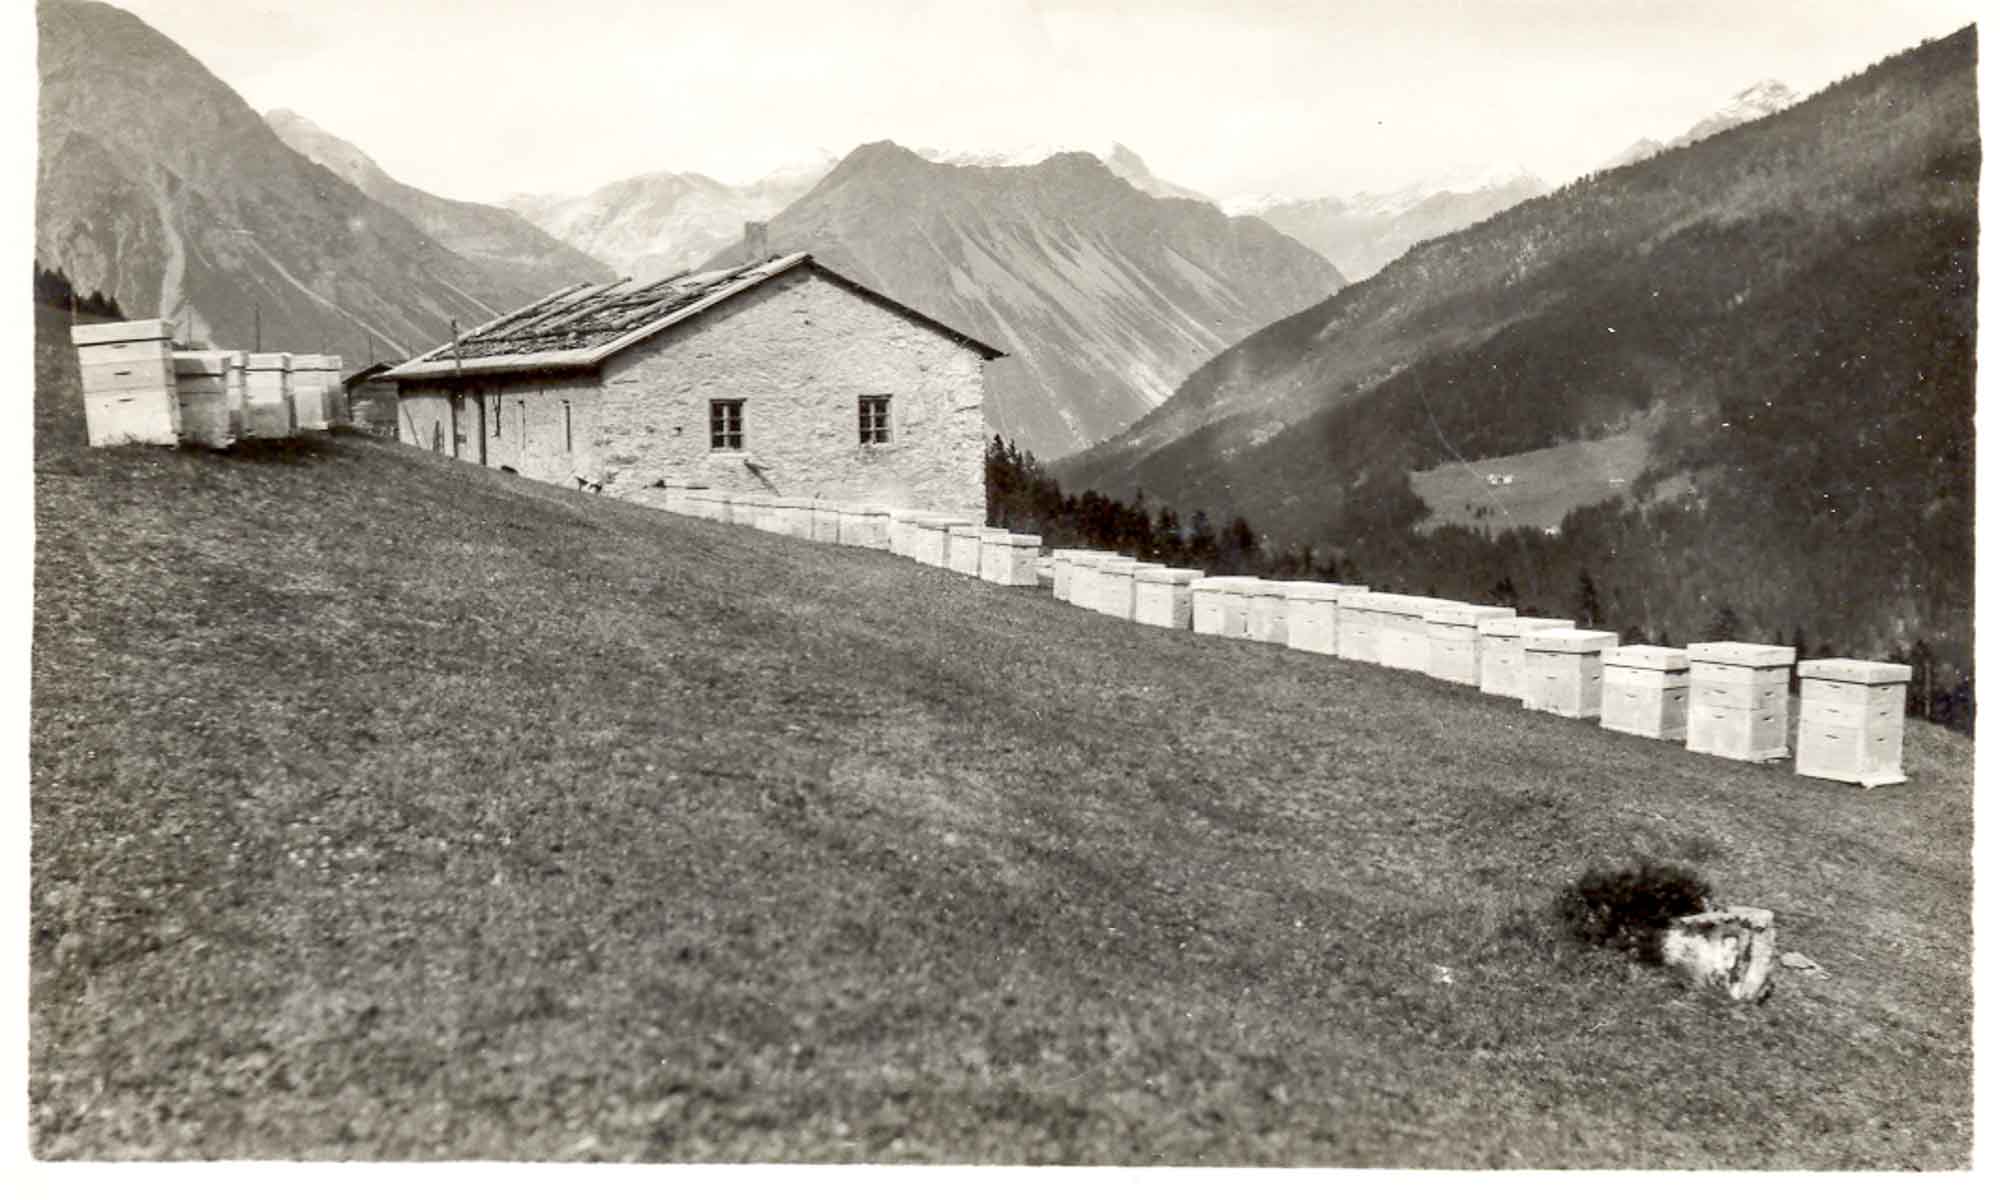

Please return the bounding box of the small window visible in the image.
[858,394,891,445]
[710,399,745,450]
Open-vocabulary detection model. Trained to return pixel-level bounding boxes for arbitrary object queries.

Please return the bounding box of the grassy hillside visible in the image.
[1057,29,1976,702]
[30,306,1971,1164]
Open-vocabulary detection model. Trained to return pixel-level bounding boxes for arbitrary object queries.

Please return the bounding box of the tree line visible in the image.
[988,435,1972,733]
[34,261,125,321]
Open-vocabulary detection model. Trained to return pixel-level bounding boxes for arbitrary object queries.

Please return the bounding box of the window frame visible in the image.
[858,393,892,446]
[710,398,746,452]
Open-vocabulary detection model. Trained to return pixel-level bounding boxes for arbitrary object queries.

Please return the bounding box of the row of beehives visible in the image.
[1044,549,1912,789]
[70,318,345,449]
[654,486,1047,585]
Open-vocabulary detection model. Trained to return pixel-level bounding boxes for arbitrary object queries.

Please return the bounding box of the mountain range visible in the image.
[1058,27,1976,685]
[34,0,576,366]
[699,140,1347,456]
[1228,168,1548,281]
[501,157,837,282]
[1602,79,1802,169]
[264,108,615,301]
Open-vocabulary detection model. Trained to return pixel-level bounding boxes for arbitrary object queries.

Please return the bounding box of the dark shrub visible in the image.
[1555,859,1712,963]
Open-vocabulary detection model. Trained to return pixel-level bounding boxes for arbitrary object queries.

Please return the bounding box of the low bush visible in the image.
[1555,859,1712,963]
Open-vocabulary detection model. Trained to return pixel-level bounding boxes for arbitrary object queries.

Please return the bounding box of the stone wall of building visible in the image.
[393,269,989,512]
[397,372,600,483]
[594,269,987,513]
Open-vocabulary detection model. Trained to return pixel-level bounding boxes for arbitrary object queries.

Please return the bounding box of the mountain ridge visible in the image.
[264,108,617,300]
[703,139,1345,456]
[1057,27,1976,685]
[35,0,555,365]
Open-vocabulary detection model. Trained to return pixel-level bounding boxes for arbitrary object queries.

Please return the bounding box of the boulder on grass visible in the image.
[1661,906,1776,1002]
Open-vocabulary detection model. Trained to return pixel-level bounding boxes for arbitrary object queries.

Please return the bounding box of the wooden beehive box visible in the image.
[1476,617,1574,698]
[1190,577,1257,638]
[1133,567,1204,628]
[1794,659,1911,787]
[243,352,295,438]
[1335,591,1384,662]
[223,352,248,434]
[1686,642,1795,763]
[74,319,181,447]
[1376,596,1462,672]
[289,353,330,431]
[975,528,1008,582]
[948,525,985,575]
[1282,582,1363,656]
[1424,604,1515,685]
[1521,629,1620,718]
[1245,580,1295,644]
[1067,553,1124,610]
[909,518,956,567]
[981,533,1043,586]
[1600,645,1691,740]
[1050,550,1103,602]
[170,351,237,448]
[1093,559,1145,619]
[326,356,346,424]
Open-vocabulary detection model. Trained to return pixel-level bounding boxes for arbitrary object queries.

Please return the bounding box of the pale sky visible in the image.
[60,0,1995,203]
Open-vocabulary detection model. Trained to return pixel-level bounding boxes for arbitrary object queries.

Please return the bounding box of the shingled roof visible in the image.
[384,253,1004,380]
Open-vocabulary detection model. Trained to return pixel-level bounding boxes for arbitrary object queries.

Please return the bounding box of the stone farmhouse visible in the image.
[384,251,1004,513]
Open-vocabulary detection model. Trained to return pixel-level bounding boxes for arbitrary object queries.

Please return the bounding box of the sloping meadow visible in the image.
[30,311,1971,1163]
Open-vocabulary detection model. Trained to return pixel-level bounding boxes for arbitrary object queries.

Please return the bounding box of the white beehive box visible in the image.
[1600,645,1691,741]
[683,488,716,520]
[1067,553,1125,609]
[1686,642,1795,763]
[1051,550,1115,602]
[1335,591,1387,662]
[1377,596,1464,673]
[915,517,973,568]
[948,525,986,575]
[1521,629,1620,718]
[321,355,346,426]
[1190,577,1257,638]
[1424,604,1515,685]
[73,319,182,447]
[170,351,238,448]
[223,352,248,435]
[243,352,295,438]
[1794,659,1912,787]
[1246,580,1296,644]
[981,532,1042,585]
[1133,567,1204,628]
[1477,617,1575,698]
[975,528,1010,581]
[1093,558,1145,620]
[1075,555,1127,612]
[707,493,732,523]
[289,353,330,431]
[1282,582,1365,656]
